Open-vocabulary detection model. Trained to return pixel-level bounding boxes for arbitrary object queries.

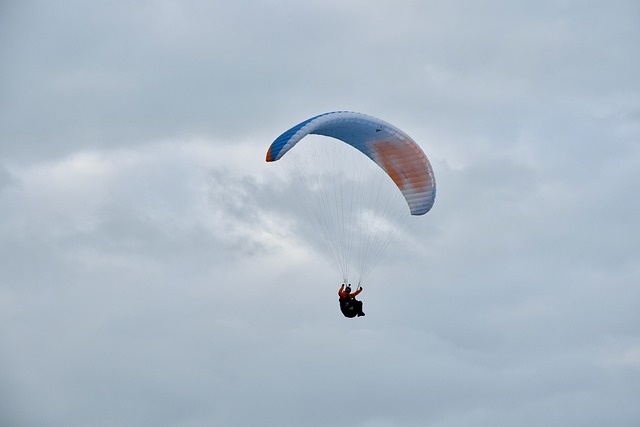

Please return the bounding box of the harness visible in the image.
[339,296,357,318]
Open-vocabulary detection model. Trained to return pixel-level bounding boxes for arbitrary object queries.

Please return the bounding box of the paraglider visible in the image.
[266,111,435,317]
[338,284,365,318]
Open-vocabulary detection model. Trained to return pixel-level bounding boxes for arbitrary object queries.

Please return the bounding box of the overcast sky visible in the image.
[1,1,639,426]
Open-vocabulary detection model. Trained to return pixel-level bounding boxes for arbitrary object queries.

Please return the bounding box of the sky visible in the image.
[1,0,639,426]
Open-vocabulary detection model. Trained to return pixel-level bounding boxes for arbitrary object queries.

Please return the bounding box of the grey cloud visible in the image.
[0,166,15,191]
[1,1,639,426]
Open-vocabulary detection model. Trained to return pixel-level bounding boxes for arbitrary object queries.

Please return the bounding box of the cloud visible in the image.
[1,1,639,426]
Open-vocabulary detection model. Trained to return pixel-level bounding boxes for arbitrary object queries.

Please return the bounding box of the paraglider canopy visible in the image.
[266,111,436,215]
